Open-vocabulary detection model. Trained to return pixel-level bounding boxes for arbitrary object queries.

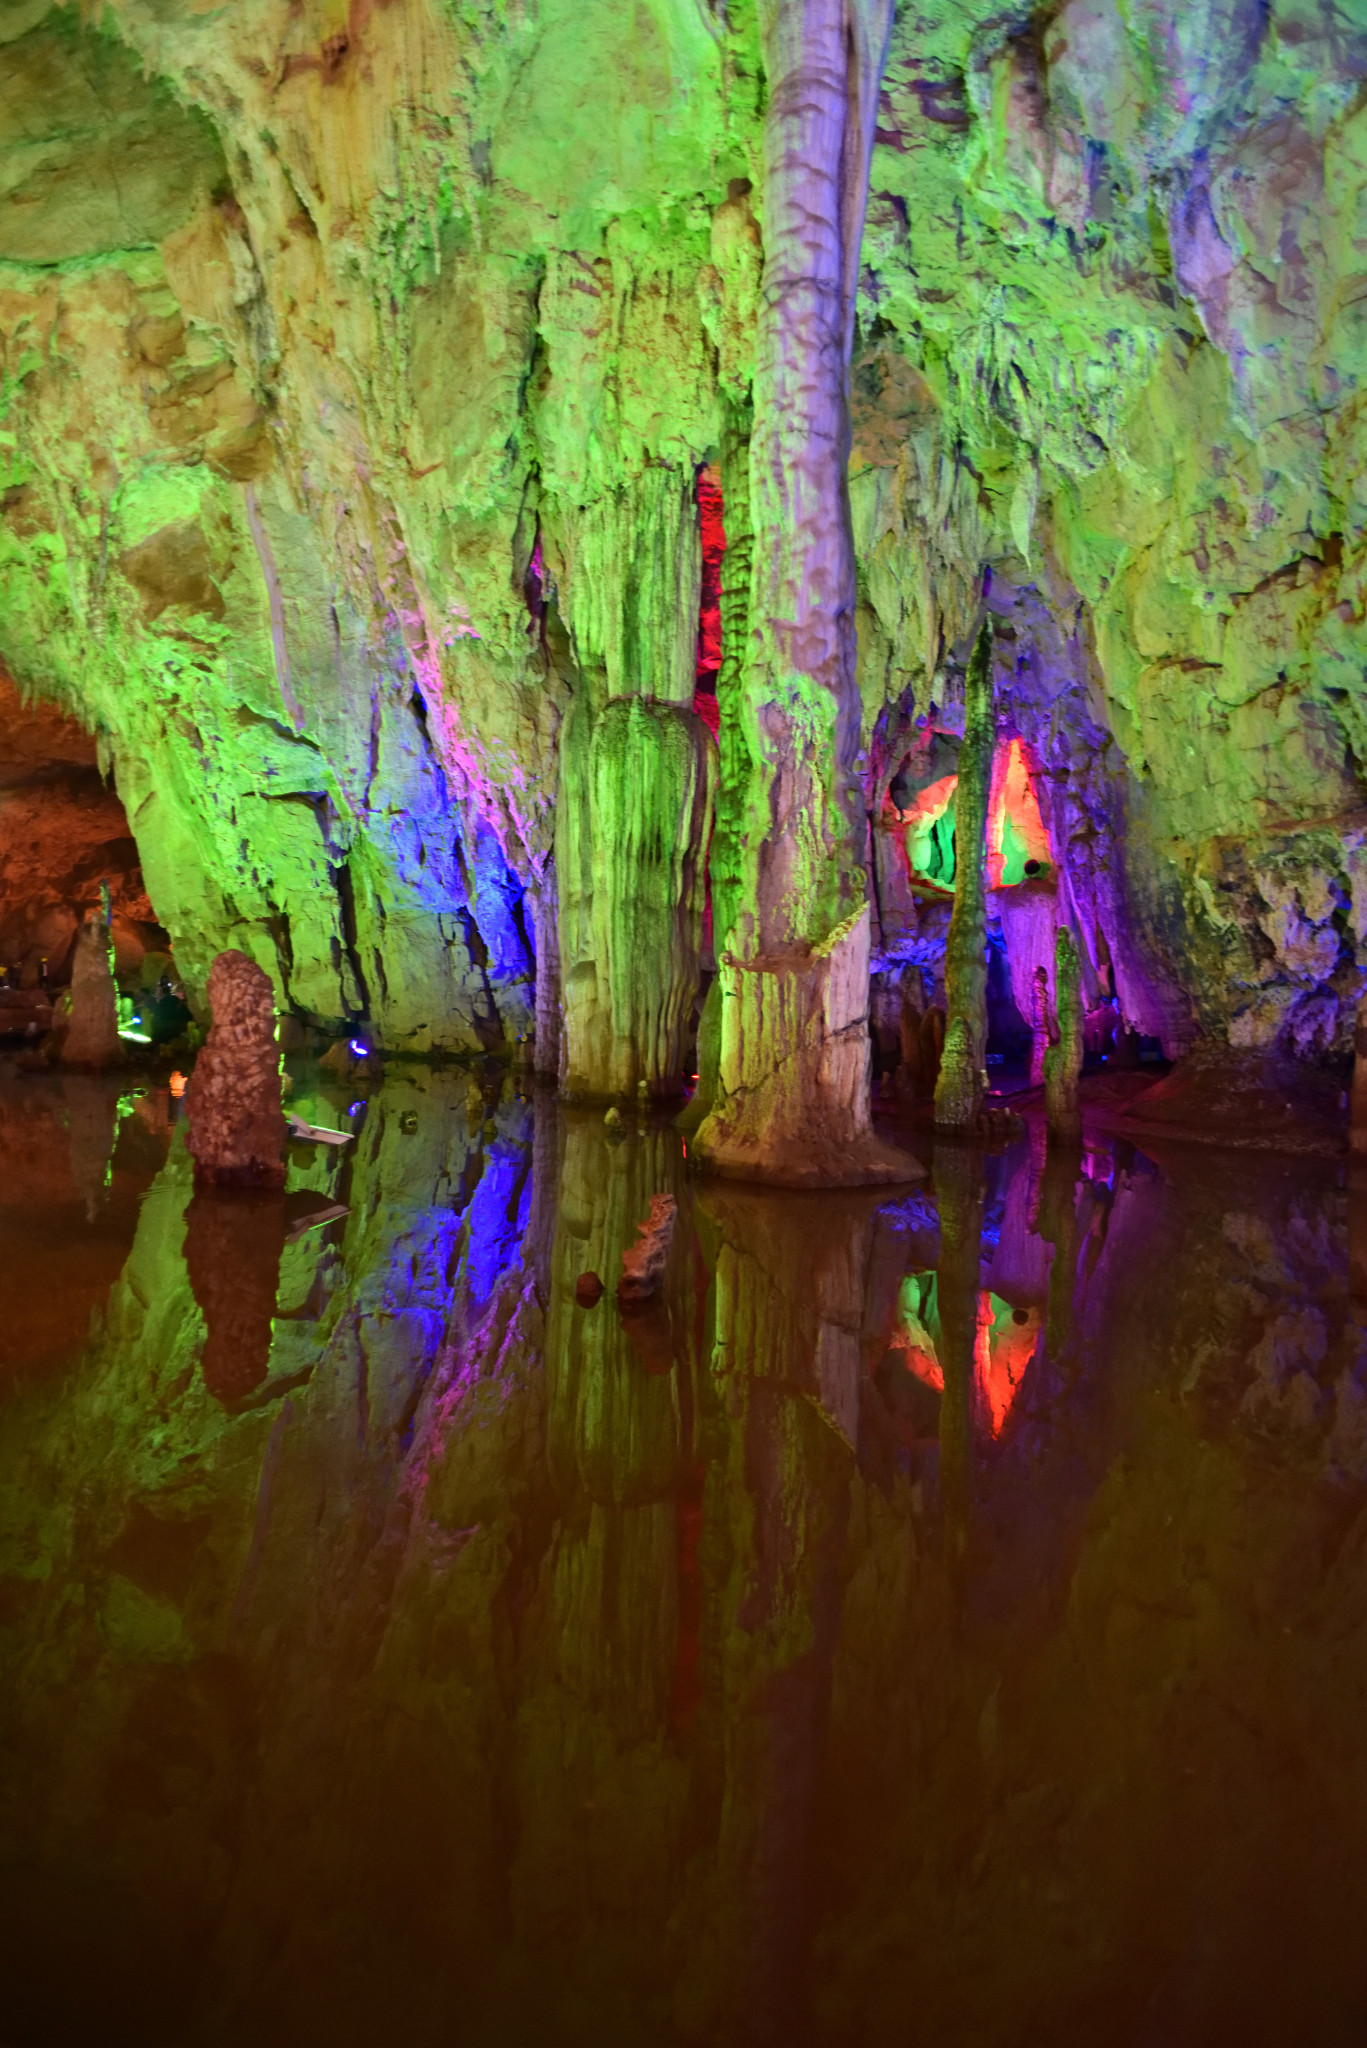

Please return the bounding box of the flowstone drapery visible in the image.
[556,696,715,1101]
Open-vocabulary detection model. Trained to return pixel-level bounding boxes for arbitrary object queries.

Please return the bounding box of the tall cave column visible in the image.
[933,622,994,1132]
[694,0,908,1187]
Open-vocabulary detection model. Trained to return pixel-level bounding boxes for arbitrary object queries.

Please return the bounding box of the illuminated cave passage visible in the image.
[9,1,1367,2037]
[0,672,170,1023]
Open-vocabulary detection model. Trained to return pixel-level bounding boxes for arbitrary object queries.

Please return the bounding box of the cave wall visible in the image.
[2,0,1367,1057]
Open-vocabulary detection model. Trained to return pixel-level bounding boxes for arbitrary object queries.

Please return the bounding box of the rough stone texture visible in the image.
[934,620,993,1129]
[4,0,1367,1076]
[185,948,286,1187]
[59,916,121,1070]
[0,670,160,985]
[556,696,715,1100]
[694,903,920,1186]
[1044,924,1085,1136]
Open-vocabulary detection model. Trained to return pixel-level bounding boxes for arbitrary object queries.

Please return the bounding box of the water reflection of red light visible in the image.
[975,1294,1041,1436]
[892,1276,1041,1437]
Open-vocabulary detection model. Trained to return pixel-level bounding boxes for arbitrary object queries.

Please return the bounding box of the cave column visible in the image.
[695,0,909,1186]
[933,622,994,1132]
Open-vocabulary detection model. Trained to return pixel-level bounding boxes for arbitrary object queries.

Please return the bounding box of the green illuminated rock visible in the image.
[3,0,1367,1106]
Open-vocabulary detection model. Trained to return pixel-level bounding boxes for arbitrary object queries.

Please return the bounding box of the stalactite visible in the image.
[556,697,715,1100]
[934,621,994,1132]
[1044,926,1085,1138]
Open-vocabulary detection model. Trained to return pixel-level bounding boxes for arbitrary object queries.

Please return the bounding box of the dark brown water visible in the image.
[2,1067,1366,2046]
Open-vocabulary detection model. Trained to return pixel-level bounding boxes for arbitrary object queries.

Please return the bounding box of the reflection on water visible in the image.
[2,1072,1367,2044]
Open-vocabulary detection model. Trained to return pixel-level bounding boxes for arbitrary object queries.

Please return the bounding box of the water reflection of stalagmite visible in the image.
[1037,1135,1083,1364]
[933,1145,985,1570]
[683,1181,894,2045]
[59,1074,122,1221]
[541,1111,699,1740]
[183,1187,286,1404]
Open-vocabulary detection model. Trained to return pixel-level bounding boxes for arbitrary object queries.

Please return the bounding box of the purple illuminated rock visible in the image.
[186,949,286,1188]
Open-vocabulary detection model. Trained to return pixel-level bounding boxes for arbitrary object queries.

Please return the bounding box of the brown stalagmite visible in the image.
[185,949,287,1188]
[934,621,994,1131]
[60,914,121,1070]
[1044,926,1085,1138]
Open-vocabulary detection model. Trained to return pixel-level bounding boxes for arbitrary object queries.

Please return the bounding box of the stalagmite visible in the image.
[695,0,914,1187]
[185,949,287,1188]
[1044,926,1085,1138]
[1030,965,1050,1088]
[934,621,995,1132]
[60,913,121,1070]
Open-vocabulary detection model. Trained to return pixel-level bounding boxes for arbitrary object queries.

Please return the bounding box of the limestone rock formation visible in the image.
[185,949,286,1187]
[59,916,121,1071]
[3,0,1367,1129]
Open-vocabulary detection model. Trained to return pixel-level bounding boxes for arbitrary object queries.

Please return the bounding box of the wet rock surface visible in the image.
[1,1067,1366,2042]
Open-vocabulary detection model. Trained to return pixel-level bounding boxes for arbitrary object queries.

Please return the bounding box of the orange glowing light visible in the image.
[987,738,1051,889]
[169,1070,187,1098]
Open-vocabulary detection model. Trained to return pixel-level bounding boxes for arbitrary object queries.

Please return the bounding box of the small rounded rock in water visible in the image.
[576,1271,604,1306]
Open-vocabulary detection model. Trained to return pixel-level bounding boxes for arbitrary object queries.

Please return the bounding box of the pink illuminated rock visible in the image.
[185,949,286,1188]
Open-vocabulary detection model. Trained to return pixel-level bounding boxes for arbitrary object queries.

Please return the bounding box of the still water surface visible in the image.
[2,1067,1366,2046]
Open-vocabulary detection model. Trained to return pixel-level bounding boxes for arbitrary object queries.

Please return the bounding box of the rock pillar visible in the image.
[61,914,121,1070]
[695,905,919,1186]
[934,621,994,1131]
[1044,926,1085,1138]
[556,696,715,1101]
[185,949,287,1187]
[694,0,900,1186]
